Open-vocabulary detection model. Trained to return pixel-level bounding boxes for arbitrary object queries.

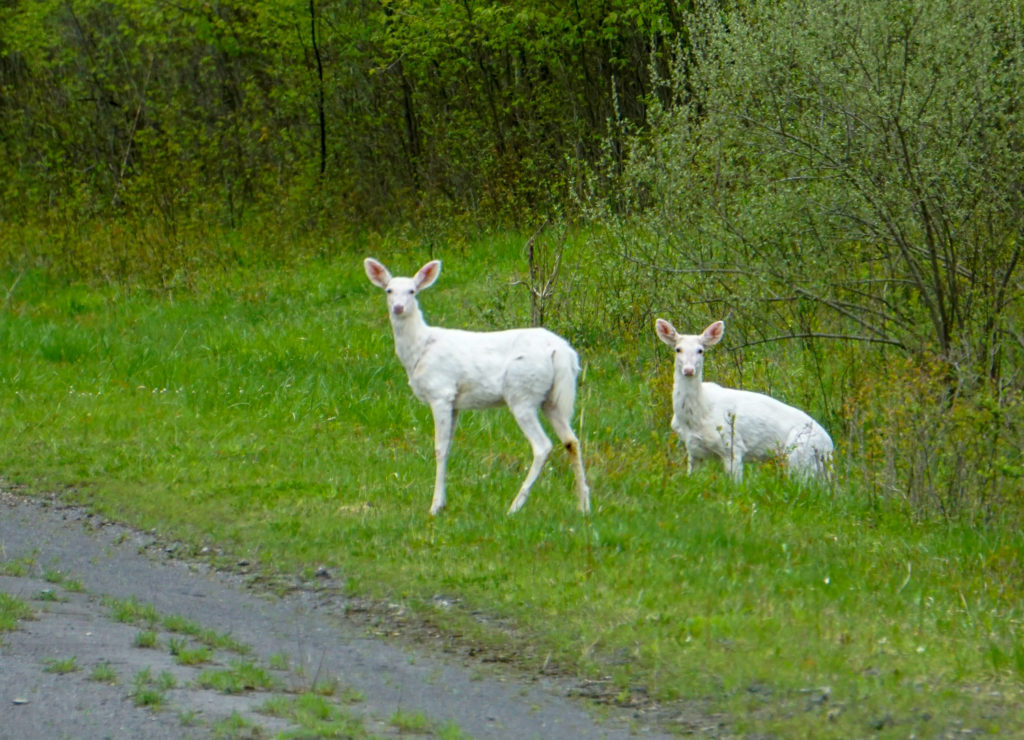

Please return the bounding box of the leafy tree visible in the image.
[0,0,690,227]
[607,0,1024,393]
[0,0,309,224]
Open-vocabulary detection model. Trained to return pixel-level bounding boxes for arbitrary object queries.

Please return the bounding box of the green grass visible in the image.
[436,721,473,740]
[160,614,250,654]
[211,712,258,739]
[268,652,290,670]
[0,593,35,631]
[131,667,176,707]
[89,662,119,684]
[389,708,433,733]
[198,660,281,694]
[42,570,84,592]
[172,644,214,666]
[105,596,161,626]
[0,557,33,577]
[103,596,250,655]
[44,656,80,674]
[133,629,160,649]
[0,242,1021,737]
[262,693,369,739]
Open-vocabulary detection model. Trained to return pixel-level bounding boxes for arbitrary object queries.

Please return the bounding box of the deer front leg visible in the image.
[429,403,458,515]
[721,439,745,482]
[721,413,744,482]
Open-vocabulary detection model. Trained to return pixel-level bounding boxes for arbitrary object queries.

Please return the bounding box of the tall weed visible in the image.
[843,355,1023,525]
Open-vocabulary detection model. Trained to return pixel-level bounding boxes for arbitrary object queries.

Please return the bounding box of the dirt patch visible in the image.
[0,488,722,739]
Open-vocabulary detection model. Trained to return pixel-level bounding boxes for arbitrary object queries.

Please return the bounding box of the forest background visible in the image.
[1,0,1023,736]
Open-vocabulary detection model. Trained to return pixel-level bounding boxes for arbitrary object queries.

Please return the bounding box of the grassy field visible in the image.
[0,236,1021,737]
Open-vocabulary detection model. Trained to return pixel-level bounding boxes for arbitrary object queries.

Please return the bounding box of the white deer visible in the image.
[655,318,833,481]
[364,258,591,515]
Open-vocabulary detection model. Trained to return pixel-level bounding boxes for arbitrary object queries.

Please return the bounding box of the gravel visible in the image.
[0,489,695,739]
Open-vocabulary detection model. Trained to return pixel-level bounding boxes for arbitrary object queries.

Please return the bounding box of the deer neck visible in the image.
[673,369,708,424]
[390,306,433,373]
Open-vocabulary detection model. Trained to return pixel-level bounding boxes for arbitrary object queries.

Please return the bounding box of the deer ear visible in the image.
[702,320,724,346]
[364,258,391,288]
[655,318,678,346]
[415,260,441,290]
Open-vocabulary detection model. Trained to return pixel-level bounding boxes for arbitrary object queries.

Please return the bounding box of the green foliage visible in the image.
[105,595,160,626]
[265,693,369,739]
[1,0,302,221]
[601,0,1024,368]
[584,0,1024,520]
[43,656,80,674]
[0,557,33,577]
[0,593,35,631]
[161,614,251,655]
[173,644,215,666]
[365,0,676,220]
[100,596,252,654]
[842,355,1023,522]
[436,721,473,740]
[198,660,281,694]
[133,629,159,649]
[88,662,119,684]
[0,0,684,231]
[389,708,432,733]
[131,667,175,707]
[211,712,258,740]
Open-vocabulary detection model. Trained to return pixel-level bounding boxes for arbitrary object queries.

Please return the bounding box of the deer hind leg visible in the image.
[507,404,553,514]
[783,423,826,480]
[718,440,744,481]
[429,404,458,515]
[543,401,591,513]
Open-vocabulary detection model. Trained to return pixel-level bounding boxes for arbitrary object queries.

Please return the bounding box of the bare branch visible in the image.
[733,332,905,350]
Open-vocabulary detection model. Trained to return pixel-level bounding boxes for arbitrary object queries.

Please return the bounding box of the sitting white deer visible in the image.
[365,257,591,515]
[655,318,833,480]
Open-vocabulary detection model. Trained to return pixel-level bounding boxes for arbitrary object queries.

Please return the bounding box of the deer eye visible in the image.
[385,288,392,294]
[697,348,703,354]
[408,289,415,295]
[675,347,681,353]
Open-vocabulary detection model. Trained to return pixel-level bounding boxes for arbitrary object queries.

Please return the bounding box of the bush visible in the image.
[583,0,1024,520]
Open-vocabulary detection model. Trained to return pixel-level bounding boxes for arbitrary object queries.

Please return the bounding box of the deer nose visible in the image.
[392,304,405,315]
[682,366,696,377]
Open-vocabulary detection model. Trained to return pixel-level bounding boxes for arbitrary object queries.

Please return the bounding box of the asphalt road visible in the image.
[0,489,699,739]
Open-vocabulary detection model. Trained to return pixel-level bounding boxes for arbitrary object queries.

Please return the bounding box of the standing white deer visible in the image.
[655,318,833,480]
[364,258,591,515]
